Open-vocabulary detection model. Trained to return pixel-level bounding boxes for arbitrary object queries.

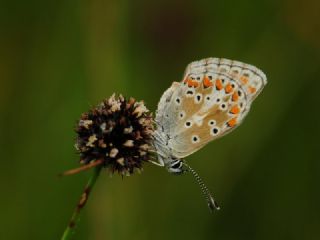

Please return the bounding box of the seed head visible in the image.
[75,94,154,175]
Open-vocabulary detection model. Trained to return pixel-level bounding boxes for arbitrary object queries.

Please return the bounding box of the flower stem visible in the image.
[61,165,102,240]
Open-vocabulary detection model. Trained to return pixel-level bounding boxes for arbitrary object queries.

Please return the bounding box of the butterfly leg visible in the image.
[148,157,165,167]
[148,160,165,167]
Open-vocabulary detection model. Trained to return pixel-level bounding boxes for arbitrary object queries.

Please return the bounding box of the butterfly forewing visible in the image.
[158,57,267,159]
[155,82,180,129]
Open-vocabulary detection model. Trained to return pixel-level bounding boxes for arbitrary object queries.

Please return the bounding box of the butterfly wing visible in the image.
[155,81,180,130]
[157,58,267,159]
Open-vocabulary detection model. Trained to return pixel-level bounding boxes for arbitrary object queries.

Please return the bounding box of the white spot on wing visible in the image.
[192,114,205,127]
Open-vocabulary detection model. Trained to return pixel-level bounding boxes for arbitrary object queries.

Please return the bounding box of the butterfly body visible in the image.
[152,57,267,210]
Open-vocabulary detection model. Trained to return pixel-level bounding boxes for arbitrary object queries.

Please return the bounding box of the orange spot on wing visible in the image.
[215,79,223,90]
[227,118,237,127]
[203,76,213,88]
[230,105,240,114]
[225,83,233,93]
[232,92,239,101]
[240,76,249,85]
[248,86,256,94]
[183,77,189,84]
[187,79,199,88]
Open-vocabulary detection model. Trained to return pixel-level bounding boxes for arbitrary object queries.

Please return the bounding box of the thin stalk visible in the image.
[61,165,102,240]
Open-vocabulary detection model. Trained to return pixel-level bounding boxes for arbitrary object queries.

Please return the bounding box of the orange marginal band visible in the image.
[203,76,213,88]
[227,118,237,127]
[230,105,240,114]
[215,79,223,90]
[187,79,199,88]
[232,92,239,101]
[240,76,249,85]
[225,83,233,93]
[248,86,256,94]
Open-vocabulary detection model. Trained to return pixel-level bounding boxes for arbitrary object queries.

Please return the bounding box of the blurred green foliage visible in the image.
[1,0,319,239]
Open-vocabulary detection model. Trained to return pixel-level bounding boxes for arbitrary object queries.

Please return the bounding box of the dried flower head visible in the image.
[75,94,154,176]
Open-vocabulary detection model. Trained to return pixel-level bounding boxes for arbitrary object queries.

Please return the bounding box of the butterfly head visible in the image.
[166,158,185,175]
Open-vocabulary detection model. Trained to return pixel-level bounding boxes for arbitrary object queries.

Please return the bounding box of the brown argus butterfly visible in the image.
[151,57,267,211]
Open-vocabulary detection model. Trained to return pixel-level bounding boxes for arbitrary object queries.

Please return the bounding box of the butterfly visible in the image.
[150,57,267,211]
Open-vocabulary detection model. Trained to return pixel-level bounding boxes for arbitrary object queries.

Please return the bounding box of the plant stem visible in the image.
[61,165,102,240]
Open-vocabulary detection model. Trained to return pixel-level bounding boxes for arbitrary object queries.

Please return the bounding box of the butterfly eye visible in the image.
[211,127,220,136]
[208,120,216,126]
[191,135,200,143]
[185,121,192,128]
[195,94,202,103]
[175,97,181,105]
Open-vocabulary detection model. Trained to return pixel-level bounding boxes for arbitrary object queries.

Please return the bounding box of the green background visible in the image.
[1,0,319,239]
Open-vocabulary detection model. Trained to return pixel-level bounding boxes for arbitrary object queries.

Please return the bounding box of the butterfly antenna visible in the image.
[183,162,220,211]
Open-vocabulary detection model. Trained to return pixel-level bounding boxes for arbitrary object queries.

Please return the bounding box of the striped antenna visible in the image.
[183,162,220,211]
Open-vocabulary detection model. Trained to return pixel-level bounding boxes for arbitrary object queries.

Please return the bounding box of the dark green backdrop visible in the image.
[1,0,319,239]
